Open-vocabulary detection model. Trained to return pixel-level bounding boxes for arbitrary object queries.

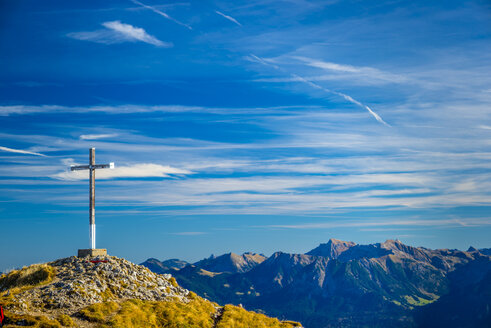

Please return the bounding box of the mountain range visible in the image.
[141,239,491,328]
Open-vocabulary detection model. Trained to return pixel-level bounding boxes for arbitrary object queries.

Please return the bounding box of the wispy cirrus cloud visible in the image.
[53,163,191,180]
[0,104,205,116]
[79,133,118,140]
[293,56,409,84]
[0,146,47,157]
[1,96,490,215]
[264,218,491,230]
[0,104,299,116]
[215,10,242,26]
[130,0,192,30]
[68,21,172,47]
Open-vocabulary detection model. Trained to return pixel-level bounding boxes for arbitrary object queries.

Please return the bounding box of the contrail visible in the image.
[128,1,389,126]
[215,10,242,26]
[130,0,192,30]
[0,146,47,157]
[249,55,390,126]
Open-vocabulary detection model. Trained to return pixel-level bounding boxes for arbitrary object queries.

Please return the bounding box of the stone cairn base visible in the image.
[78,249,107,257]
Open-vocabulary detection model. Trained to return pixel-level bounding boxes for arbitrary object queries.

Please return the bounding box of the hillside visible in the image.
[0,256,302,328]
[146,239,491,328]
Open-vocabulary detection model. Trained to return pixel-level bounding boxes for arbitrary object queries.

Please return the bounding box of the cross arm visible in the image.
[70,163,114,171]
[93,163,115,169]
[71,165,90,171]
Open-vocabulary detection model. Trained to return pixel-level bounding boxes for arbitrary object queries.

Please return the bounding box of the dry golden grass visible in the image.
[77,296,301,328]
[1,312,62,328]
[3,297,302,328]
[168,277,179,287]
[79,301,120,323]
[0,263,56,314]
[56,314,75,327]
[217,304,302,328]
[0,264,55,291]
[78,297,216,328]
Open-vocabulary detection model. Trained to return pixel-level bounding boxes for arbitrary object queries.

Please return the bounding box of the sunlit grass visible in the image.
[217,304,302,328]
[79,296,216,328]
[0,312,62,328]
[0,264,55,291]
[77,298,302,328]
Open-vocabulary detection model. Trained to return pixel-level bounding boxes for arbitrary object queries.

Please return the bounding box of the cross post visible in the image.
[71,148,114,250]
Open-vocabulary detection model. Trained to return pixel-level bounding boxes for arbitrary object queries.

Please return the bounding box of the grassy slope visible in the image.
[78,293,302,328]
[0,263,301,328]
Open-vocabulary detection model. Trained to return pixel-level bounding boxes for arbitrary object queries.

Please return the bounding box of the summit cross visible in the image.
[70,148,114,250]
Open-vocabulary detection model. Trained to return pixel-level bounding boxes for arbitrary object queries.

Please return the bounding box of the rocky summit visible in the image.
[8,256,189,313]
[0,255,302,328]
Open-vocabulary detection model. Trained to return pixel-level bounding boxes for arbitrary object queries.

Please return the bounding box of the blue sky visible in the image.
[1,0,490,272]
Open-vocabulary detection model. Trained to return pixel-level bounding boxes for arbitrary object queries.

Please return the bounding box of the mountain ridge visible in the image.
[143,239,491,328]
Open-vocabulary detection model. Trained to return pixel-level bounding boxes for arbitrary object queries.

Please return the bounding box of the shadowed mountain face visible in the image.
[414,252,491,328]
[144,240,491,328]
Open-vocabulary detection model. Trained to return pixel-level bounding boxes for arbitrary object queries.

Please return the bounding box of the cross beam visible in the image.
[71,148,114,249]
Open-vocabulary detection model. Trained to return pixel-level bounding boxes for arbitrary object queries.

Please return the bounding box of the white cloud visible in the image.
[52,163,191,180]
[62,158,75,166]
[102,21,167,47]
[79,133,118,140]
[0,146,47,157]
[68,21,172,48]
[215,11,242,26]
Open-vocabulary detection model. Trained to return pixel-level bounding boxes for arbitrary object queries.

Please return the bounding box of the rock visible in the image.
[7,255,191,315]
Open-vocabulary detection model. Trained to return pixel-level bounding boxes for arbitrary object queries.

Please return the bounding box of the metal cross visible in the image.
[70,148,114,249]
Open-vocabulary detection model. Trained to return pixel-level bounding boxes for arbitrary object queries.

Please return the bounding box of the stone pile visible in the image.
[10,256,190,313]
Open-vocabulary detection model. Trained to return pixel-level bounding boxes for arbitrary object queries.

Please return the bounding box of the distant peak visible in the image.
[384,239,403,245]
[328,238,355,245]
[146,257,160,261]
[306,238,356,258]
[467,246,478,252]
[194,251,266,273]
